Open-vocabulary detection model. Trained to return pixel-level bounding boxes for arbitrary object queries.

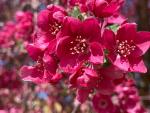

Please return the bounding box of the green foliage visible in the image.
[70,6,84,20]
[108,24,119,33]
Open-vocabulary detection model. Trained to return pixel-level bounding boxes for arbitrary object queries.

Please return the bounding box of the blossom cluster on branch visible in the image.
[20,0,150,112]
[0,0,149,113]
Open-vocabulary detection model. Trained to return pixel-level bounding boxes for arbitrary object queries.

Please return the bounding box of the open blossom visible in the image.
[92,93,117,113]
[102,23,150,73]
[17,1,150,112]
[87,0,124,18]
[56,17,103,67]
[20,5,68,83]
[37,4,67,40]
[20,44,61,84]
[115,79,147,113]
[92,78,147,113]
[36,5,67,54]
[68,64,125,102]
[69,64,99,102]
[96,65,126,95]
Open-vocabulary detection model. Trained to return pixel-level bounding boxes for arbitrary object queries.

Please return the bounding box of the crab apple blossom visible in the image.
[16,0,150,113]
[114,79,147,113]
[102,23,150,73]
[20,44,61,84]
[92,93,117,113]
[68,63,126,103]
[69,64,99,102]
[87,0,124,18]
[92,79,147,113]
[56,17,103,67]
[96,65,126,95]
[37,4,67,40]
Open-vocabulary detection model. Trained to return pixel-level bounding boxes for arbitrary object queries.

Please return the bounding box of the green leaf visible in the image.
[70,6,84,20]
[107,24,119,33]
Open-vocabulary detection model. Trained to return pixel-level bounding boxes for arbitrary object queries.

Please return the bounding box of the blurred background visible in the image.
[0,0,150,113]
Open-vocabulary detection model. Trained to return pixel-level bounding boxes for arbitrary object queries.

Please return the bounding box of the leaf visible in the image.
[107,24,119,33]
[70,6,84,20]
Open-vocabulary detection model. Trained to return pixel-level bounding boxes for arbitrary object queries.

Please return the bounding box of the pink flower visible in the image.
[56,17,103,67]
[37,5,67,40]
[87,0,124,18]
[15,11,33,22]
[96,65,125,94]
[102,23,150,73]
[115,79,147,113]
[20,44,61,84]
[0,22,15,48]
[92,93,117,113]
[69,64,99,102]
[15,11,34,41]
[20,9,62,84]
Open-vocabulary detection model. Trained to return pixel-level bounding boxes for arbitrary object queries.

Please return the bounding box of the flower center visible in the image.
[116,40,136,57]
[49,22,62,36]
[69,35,88,55]
[99,99,108,108]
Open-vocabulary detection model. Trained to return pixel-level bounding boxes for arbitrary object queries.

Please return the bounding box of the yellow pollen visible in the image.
[116,40,136,57]
[69,35,88,55]
[49,22,62,36]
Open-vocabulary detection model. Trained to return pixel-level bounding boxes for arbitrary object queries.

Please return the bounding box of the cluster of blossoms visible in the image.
[15,0,149,113]
[0,11,34,48]
[93,79,146,113]
[0,2,95,112]
[0,11,34,89]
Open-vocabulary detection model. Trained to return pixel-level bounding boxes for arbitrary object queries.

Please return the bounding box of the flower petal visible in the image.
[43,53,58,74]
[100,65,124,79]
[135,31,150,55]
[101,2,119,17]
[26,44,44,61]
[76,89,91,103]
[113,55,130,72]
[37,9,51,31]
[102,29,116,49]
[20,66,43,84]
[129,57,147,73]
[116,23,137,41]
[90,42,104,64]
[63,17,82,35]
[82,18,101,42]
